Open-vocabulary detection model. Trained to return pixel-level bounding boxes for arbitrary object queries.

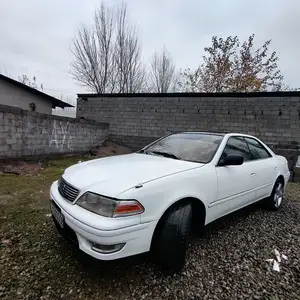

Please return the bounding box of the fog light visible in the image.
[91,242,125,254]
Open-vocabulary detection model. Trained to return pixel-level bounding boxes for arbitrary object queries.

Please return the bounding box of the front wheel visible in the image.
[151,203,192,274]
[265,179,284,210]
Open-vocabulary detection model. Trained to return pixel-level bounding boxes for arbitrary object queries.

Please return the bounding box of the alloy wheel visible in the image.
[274,182,283,208]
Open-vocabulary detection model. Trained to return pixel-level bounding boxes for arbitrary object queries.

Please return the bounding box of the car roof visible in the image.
[178,131,257,139]
[179,131,226,136]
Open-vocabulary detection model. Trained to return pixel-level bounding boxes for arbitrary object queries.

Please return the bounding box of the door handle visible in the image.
[250,172,256,176]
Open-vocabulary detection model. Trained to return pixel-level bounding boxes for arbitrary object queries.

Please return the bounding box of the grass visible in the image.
[0,156,91,224]
[0,155,153,300]
[0,156,96,299]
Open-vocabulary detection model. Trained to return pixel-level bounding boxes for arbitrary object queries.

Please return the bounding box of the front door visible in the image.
[209,136,257,220]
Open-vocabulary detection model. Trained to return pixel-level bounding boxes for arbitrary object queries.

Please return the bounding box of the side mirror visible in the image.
[219,154,244,166]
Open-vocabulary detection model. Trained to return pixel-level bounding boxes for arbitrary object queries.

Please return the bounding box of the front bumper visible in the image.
[50,181,155,260]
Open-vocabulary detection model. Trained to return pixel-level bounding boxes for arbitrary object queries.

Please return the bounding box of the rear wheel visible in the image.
[265,179,284,210]
[151,202,192,274]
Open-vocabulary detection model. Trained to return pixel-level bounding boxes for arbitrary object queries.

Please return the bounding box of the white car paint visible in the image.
[50,133,290,261]
[63,153,204,197]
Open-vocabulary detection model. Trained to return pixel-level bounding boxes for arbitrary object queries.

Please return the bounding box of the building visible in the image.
[52,107,76,118]
[0,74,73,114]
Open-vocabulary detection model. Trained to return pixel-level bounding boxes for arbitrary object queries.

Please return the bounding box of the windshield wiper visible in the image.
[137,149,148,154]
[150,151,181,160]
[137,149,181,160]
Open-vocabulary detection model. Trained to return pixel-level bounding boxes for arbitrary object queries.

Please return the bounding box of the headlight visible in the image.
[76,192,144,217]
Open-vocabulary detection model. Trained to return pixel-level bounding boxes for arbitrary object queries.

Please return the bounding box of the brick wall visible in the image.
[77,93,300,173]
[0,104,109,158]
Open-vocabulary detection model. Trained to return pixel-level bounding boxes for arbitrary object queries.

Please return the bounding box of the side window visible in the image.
[219,137,252,163]
[245,137,272,160]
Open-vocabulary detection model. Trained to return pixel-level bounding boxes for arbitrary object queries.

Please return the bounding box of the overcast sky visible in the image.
[0,0,299,104]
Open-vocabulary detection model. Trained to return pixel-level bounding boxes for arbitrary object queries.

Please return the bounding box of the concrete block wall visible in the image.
[0,104,109,158]
[77,93,300,172]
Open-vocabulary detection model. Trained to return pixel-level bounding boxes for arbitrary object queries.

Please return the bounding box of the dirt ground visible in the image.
[0,153,300,300]
[0,140,132,176]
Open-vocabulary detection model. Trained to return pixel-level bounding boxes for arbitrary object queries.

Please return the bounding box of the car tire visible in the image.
[151,202,192,274]
[265,179,284,211]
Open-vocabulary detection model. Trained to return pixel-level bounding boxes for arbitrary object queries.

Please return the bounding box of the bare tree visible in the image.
[1,68,11,78]
[113,2,146,93]
[149,48,176,93]
[70,2,145,93]
[18,74,43,90]
[70,4,115,93]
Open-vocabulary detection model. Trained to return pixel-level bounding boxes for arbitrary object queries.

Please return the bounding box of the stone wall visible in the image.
[77,93,300,173]
[0,104,109,158]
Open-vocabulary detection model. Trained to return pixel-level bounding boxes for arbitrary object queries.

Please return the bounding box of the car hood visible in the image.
[62,153,203,197]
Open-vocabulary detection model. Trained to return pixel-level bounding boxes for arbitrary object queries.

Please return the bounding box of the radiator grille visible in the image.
[58,177,79,202]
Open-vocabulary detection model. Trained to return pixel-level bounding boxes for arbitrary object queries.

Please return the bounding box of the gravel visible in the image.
[1,175,300,299]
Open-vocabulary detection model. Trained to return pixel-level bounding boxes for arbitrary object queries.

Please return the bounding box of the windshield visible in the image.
[142,133,224,163]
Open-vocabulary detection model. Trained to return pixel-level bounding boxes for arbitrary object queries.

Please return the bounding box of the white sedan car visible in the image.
[50,132,290,273]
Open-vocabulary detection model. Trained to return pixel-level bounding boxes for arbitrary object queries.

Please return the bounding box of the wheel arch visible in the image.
[277,174,285,186]
[150,197,206,246]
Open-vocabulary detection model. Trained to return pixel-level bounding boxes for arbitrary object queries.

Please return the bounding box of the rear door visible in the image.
[244,137,277,200]
[211,136,258,219]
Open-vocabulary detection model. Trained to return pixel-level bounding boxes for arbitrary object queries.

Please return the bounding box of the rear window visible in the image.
[245,137,272,160]
[144,133,223,163]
